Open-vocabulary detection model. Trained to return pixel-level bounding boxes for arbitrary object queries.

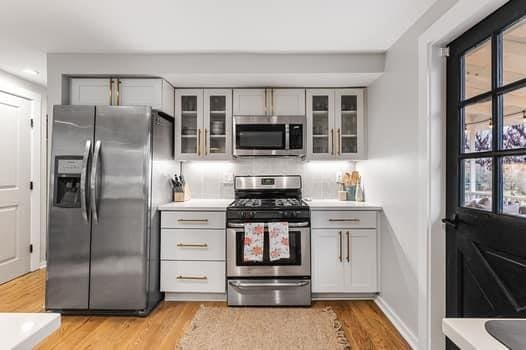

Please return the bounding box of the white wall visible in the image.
[0,69,47,268]
[356,0,458,347]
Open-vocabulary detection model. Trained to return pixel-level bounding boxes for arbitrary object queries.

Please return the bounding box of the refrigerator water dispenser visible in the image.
[54,156,83,208]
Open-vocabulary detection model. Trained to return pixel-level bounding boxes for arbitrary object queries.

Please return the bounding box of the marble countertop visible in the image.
[158,199,233,211]
[442,318,507,350]
[306,199,382,210]
[159,198,381,211]
[0,313,60,350]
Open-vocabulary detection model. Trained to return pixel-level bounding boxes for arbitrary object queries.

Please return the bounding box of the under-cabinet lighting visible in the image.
[304,160,356,173]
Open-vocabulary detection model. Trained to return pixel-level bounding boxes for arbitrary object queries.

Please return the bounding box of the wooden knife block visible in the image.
[174,184,191,202]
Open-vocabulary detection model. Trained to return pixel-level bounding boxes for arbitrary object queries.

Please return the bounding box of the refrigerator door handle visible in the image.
[80,140,91,222]
[90,140,101,222]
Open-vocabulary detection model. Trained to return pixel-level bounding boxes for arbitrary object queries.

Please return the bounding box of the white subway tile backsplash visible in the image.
[179,159,355,199]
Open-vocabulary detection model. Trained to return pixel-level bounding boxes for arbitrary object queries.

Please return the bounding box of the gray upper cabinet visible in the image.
[233,89,267,116]
[233,88,305,116]
[70,78,112,105]
[272,89,305,115]
[175,89,232,161]
[69,78,175,116]
[307,88,366,160]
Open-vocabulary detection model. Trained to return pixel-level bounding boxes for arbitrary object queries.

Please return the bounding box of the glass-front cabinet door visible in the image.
[307,89,334,158]
[204,89,232,160]
[307,88,366,160]
[335,89,365,159]
[175,89,203,160]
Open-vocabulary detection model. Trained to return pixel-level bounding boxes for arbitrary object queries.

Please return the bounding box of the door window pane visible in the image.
[502,156,526,217]
[502,87,526,149]
[503,17,526,85]
[462,158,492,211]
[463,100,493,153]
[463,39,492,99]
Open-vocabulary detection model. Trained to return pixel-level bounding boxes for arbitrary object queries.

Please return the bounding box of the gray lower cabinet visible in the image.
[160,210,226,300]
[311,210,378,294]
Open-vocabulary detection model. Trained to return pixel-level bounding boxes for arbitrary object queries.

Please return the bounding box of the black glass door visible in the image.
[446,2,526,348]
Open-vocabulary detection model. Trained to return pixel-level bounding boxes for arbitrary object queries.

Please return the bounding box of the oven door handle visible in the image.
[229,281,309,288]
[227,222,309,229]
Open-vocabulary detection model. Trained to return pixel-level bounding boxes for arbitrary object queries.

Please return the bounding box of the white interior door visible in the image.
[0,92,31,284]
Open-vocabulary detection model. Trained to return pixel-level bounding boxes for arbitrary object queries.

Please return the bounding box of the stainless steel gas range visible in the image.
[226,175,311,306]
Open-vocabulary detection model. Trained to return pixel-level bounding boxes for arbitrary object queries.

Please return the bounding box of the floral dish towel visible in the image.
[268,222,290,261]
[243,223,264,262]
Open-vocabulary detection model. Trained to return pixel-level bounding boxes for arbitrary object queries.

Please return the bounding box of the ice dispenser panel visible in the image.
[54,156,83,208]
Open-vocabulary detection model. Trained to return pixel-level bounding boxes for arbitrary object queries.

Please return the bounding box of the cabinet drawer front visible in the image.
[161,211,225,229]
[311,211,376,229]
[161,229,225,261]
[161,261,225,293]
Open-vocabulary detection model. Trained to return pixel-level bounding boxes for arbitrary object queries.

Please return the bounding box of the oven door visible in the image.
[226,222,310,277]
[233,116,305,156]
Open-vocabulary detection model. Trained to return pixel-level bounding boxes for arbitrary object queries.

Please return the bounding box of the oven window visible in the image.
[236,124,286,149]
[235,229,302,266]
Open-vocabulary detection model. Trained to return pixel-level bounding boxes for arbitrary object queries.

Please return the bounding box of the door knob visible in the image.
[441,214,459,229]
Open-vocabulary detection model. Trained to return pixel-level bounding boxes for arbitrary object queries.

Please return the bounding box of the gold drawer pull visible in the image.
[176,275,208,280]
[177,219,209,223]
[329,218,360,222]
[177,243,208,248]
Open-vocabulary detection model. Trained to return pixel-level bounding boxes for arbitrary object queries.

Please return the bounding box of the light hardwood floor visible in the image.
[0,270,410,349]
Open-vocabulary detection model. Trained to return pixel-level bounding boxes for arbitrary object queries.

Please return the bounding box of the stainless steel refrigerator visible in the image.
[46,105,175,315]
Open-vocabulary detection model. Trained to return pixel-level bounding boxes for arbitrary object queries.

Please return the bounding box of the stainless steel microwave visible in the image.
[233,115,306,157]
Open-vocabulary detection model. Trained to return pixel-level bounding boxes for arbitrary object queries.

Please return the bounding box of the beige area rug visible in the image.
[177,306,350,350]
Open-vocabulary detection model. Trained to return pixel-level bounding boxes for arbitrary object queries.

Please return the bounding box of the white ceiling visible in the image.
[0,0,437,86]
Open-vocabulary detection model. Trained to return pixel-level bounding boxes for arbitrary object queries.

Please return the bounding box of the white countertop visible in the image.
[306,199,382,210]
[0,313,60,350]
[159,199,381,211]
[442,318,507,350]
[159,199,233,211]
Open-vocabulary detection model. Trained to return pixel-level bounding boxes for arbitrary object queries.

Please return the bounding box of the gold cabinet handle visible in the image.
[204,128,208,156]
[337,128,341,155]
[197,129,201,156]
[177,243,208,248]
[109,79,113,105]
[329,218,360,222]
[264,89,268,115]
[176,275,208,280]
[330,129,334,155]
[271,89,274,115]
[338,231,342,262]
[346,231,350,262]
[117,79,121,106]
[177,219,209,223]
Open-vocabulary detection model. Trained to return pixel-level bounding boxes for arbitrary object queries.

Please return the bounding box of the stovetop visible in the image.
[228,198,308,209]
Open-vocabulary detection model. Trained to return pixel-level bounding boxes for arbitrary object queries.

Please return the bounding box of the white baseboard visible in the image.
[312,293,377,300]
[39,261,47,269]
[375,296,418,349]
